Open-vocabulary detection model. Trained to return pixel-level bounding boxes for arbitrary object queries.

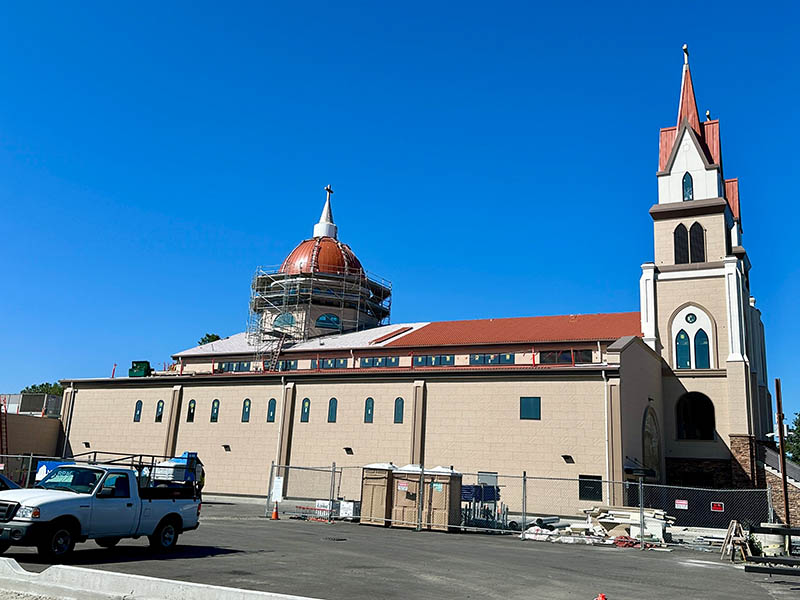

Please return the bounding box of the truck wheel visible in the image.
[96,537,121,548]
[0,542,10,554]
[37,523,76,561]
[148,519,179,552]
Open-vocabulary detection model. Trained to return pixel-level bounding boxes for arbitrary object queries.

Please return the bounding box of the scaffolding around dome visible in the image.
[245,263,392,369]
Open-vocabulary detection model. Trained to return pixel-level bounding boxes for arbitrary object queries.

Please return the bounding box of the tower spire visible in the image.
[677,44,701,133]
[313,184,338,239]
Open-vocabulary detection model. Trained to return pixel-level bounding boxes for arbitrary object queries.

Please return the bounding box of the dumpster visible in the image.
[360,462,397,527]
[391,465,462,531]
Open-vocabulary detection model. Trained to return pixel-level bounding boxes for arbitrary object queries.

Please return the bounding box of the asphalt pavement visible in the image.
[3,499,798,600]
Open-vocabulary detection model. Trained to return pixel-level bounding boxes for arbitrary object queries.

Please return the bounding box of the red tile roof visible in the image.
[677,63,701,133]
[725,178,740,221]
[384,312,641,348]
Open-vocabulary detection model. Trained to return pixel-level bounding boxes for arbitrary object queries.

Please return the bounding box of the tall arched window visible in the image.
[689,222,705,263]
[241,399,251,423]
[187,399,196,423]
[674,224,689,264]
[210,399,220,423]
[394,397,404,424]
[327,398,338,423]
[676,392,715,440]
[364,398,374,423]
[682,172,693,202]
[133,400,143,423]
[694,329,710,369]
[675,330,690,369]
[267,398,277,423]
[300,398,310,423]
[155,400,164,423]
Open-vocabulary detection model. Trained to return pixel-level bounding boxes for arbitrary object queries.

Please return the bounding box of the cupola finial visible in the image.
[313,185,338,239]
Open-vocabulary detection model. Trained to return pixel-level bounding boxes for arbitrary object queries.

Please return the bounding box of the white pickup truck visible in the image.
[0,464,200,560]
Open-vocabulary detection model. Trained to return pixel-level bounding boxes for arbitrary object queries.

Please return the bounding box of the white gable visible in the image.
[657,128,720,204]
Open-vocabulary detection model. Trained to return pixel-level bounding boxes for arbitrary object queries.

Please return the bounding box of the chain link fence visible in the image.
[266,463,774,547]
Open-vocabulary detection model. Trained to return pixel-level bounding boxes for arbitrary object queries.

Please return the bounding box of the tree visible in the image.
[785,412,800,462]
[20,382,64,397]
[198,333,221,346]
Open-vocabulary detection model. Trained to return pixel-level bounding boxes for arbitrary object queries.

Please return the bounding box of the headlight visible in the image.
[16,506,40,519]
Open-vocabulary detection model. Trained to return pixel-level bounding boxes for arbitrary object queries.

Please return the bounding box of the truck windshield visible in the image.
[36,467,103,494]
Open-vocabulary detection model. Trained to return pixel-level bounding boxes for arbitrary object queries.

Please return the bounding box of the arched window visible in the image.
[682,172,693,202]
[241,399,251,423]
[273,312,295,330]
[187,399,196,423]
[267,398,276,423]
[694,329,710,369]
[315,313,341,330]
[133,400,143,423]
[155,400,164,423]
[674,224,689,264]
[210,399,220,423]
[642,408,662,481]
[394,397,404,424]
[327,398,337,423]
[675,330,690,369]
[676,392,715,440]
[689,222,705,263]
[364,398,374,423]
[300,398,310,423]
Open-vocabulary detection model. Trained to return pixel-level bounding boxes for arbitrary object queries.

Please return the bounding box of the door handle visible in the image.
[126,503,133,507]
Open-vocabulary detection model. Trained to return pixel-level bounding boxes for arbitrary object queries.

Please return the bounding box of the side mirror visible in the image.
[96,487,114,498]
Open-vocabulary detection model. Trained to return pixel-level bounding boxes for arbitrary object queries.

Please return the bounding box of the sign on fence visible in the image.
[675,499,688,510]
[271,476,284,503]
[710,502,725,512]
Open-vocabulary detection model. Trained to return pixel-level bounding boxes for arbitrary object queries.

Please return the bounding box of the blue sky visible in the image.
[1,2,798,416]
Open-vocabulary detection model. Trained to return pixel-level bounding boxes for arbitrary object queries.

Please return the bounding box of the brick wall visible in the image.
[666,457,732,488]
[764,469,800,524]
[729,434,757,488]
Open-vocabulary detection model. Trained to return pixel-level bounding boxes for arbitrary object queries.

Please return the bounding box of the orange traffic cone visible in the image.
[271,502,280,520]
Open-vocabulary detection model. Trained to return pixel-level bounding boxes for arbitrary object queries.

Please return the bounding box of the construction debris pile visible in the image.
[521,505,676,548]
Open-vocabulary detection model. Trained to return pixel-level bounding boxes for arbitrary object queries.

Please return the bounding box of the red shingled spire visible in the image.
[677,44,701,134]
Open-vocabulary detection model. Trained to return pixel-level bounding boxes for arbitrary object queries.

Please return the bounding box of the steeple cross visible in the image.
[324,184,334,202]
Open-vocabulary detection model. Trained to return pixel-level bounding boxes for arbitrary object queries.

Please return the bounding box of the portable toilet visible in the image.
[391,465,462,531]
[360,463,397,527]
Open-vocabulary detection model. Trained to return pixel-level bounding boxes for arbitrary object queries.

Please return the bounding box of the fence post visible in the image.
[264,460,275,518]
[25,453,33,488]
[766,484,774,523]
[638,476,645,551]
[328,462,336,523]
[521,471,527,533]
[416,464,425,531]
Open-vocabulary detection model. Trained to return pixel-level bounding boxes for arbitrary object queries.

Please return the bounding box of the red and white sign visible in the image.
[710,502,725,512]
[398,481,409,492]
[675,499,688,510]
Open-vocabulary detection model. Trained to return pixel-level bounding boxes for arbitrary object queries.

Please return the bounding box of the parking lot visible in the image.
[3,499,797,600]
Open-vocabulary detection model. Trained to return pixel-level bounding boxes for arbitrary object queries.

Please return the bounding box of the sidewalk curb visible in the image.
[0,558,323,600]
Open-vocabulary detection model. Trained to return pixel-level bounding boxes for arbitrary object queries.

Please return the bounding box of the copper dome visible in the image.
[280,236,364,276]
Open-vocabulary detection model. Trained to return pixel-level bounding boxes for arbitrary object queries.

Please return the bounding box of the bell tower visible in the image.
[639,47,772,487]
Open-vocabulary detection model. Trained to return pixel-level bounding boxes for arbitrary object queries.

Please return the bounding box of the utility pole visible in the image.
[775,378,791,526]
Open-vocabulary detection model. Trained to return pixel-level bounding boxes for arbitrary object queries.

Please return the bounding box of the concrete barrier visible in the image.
[0,558,322,600]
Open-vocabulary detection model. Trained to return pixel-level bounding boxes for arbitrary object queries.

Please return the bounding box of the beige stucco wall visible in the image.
[615,340,665,480]
[662,373,731,460]
[66,387,171,457]
[423,377,605,477]
[174,383,283,495]
[288,380,416,499]
[6,414,62,456]
[655,276,728,367]
[653,213,727,267]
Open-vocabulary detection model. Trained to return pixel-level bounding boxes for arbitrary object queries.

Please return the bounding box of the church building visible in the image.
[59,48,779,511]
